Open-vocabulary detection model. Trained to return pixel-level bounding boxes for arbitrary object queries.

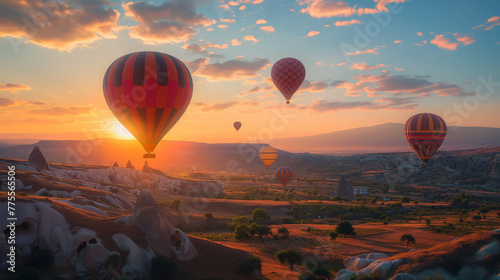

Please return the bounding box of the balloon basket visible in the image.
[143,153,156,159]
[286,100,290,104]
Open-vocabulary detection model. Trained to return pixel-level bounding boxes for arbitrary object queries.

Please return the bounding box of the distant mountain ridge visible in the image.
[270,123,500,154]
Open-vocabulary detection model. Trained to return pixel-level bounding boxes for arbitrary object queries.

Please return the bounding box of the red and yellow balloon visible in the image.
[275,166,293,187]
[103,51,193,158]
[404,113,447,167]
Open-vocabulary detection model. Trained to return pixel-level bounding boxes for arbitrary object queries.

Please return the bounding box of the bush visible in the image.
[281,217,295,224]
[238,255,262,274]
[169,198,183,211]
[335,220,356,238]
[204,212,214,222]
[277,227,289,239]
[252,208,270,221]
[306,260,332,279]
[329,231,338,240]
[26,248,54,269]
[298,270,318,280]
[275,248,302,269]
[149,255,177,280]
[158,201,167,208]
[401,196,410,203]
[235,224,251,240]
[354,272,386,280]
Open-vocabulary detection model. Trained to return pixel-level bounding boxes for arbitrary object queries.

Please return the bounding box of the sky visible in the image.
[0,0,499,144]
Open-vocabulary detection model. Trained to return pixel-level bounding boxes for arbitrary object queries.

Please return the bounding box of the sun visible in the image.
[112,122,135,139]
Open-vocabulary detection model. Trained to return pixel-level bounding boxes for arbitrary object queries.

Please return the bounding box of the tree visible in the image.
[401,196,410,203]
[369,197,378,204]
[335,220,356,238]
[424,218,431,226]
[235,224,251,240]
[204,213,214,223]
[298,270,318,280]
[400,234,416,247]
[158,201,167,209]
[275,249,302,269]
[238,255,262,275]
[169,198,183,211]
[451,196,463,207]
[329,231,338,240]
[306,260,332,280]
[252,208,270,221]
[278,227,290,239]
[256,224,273,239]
[228,215,251,230]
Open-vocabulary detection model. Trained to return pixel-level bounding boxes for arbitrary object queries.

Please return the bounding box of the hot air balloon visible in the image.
[234,121,242,132]
[271,58,306,104]
[259,146,278,167]
[275,166,293,187]
[103,51,193,158]
[404,113,447,167]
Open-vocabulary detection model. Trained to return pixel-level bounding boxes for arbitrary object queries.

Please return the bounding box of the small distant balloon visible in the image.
[275,166,293,187]
[404,113,447,167]
[259,146,278,168]
[234,121,242,132]
[271,58,306,104]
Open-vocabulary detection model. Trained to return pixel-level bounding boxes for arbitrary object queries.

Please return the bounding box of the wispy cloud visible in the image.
[187,57,270,81]
[0,83,32,93]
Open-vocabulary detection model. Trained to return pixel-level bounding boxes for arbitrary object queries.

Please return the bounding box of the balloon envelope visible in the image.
[103,51,193,158]
[275,166,293,187]
[404,113,447,166]
[234,121,242,131]
[259,146,278,167]
[271,58,306,104]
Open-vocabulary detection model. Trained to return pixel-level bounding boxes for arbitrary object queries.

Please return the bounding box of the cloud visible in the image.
[473,16,500,31]
[218,24,229,29]
[305,98,416,113]
[332,74,474,97]
[431,34,475,50]
[0,0,120,51]
[0,97,16,107]
[192,100,260,112]
[351,62,388,71]
[415,40,427,46]
[430,34,459,50]
[453,33,476,45]
[334,19,362,26]
[123,0,212,44]
[220,18,235,23]
[231,38,242,46]
[0,83,32,93]
[244,35,259,42]
[416,32,423,36]
[256,19,267,24]
[345,46,381,56]
[182,43,223,58]
[300,80,329,92]
[298,0,407,18]
[306,31,320,37]
[260,26,275,32]
[26,106,95,116]
[187,57,270,81]
[394,40,402,44]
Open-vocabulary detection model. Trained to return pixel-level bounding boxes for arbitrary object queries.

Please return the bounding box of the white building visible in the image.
[353,187,368,195]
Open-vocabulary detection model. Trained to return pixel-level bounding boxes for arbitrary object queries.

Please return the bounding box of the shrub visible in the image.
[281,217,295,224]
[252,208,270,221]
[238,255,262,274]
[400,234,416,247]
[169,198,183,211]
[149,255,177,280]
[306,260,332,280]
[329,231,338,240]
[204,213,214,222]
[235,224,251,240]
[335,220,356,238]
[277,227,289,239]
[298,270,318,280]
[158,201,166,208]
[275,249,302,269]
[355,272,386,280]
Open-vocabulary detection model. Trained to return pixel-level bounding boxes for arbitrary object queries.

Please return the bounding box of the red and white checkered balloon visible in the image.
[271,58,306,104]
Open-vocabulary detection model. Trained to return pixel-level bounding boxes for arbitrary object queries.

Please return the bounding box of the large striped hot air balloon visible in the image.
[259,146,278,168]
[271,58,306,104]
[404,113,447,167]
[275,166,293,187]
[103,51,193,158]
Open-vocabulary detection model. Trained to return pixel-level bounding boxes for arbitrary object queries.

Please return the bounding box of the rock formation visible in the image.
[335,176,355,200]
[142,160,151,173]
[132,190,197,260]
[113,162,119,167]
[126,160,134,169]
[27,146,48,170]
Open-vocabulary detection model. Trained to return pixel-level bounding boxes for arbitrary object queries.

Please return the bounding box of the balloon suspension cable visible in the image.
[143,152,156,159]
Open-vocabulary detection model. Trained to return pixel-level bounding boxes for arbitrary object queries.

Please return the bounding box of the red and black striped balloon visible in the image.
[103,51,193,158]
[275,166,293,187]
[404,113,447,166]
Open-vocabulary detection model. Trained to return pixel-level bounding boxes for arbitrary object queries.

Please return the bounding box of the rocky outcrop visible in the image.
[126,160,135,169]
[132,190,197,260]
[142,160,151,173]
[28,146,49,170]
[113,162,119,167]
[335,230,500,280]
[335,176,355,200]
